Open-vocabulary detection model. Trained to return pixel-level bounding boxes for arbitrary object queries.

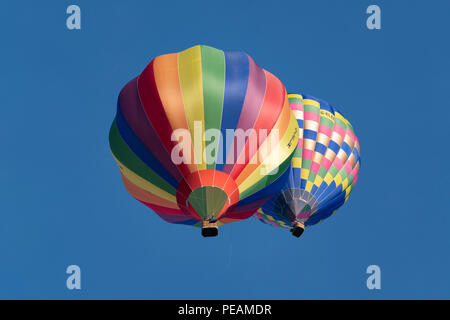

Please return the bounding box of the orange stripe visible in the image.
[153,53,197,174]
[121,173,178,209]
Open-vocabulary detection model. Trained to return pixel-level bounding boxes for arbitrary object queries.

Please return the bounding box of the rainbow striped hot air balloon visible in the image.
[255,94,360,237]
[109,45,299,237]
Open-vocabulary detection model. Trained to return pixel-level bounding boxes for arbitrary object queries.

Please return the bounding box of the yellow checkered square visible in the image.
[301,169,310,180]
[341,178,349,190]
[292,158,302,168]
[334,174,343,186]
[314,175,323,187]
[324,173,333,185]
[305,181,314,192]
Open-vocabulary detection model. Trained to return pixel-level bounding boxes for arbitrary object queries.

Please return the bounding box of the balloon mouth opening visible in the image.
[176,170,240,222]
[276,189,318,222]
[187,186,229,221]
[201,220,219,237]
[291,222,305,238]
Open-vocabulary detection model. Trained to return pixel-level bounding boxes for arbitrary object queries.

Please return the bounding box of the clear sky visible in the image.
[1,0,449,299]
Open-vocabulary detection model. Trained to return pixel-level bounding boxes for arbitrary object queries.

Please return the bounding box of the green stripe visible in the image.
[347,172,354,184]
[320,117,334,129]
[307,171,317,183]
[304,105,320,114]
[347,122,355,134]
[288,97,303,104]
[301,158,312,170]
[293,148,303,158]
[239,151,294,200]
[334,117,346,131]
[328,165,339,177]
[318,166,327,178]
[339,169,348,180]
[201,45,225,170]
[109,120,176,196]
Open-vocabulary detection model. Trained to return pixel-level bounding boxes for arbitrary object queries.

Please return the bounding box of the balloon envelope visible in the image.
[109,45,299,234]
[255,93,360,233]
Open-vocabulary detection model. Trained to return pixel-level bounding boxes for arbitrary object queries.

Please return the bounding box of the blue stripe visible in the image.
[314,182,329,198]
[261,197,293,226]
[303,129,317,140]
[314,142,327,155]
[318,99,334,114]
[287,166,295,191]
[342,142,352,156]
[318,182,343,203]
[302,93,336,115]
[306,191,345,226]
[317,181,337,202]
[302,93,319,101]
[292,168,302,189]
[215,51,249,172]
[115,102,178,189]
[235,165,290,206]
[328,140,340,154]
[300,178,307,190]
[166,218,199,226]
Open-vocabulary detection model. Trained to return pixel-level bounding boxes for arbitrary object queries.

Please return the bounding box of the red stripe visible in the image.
[228,70,286,180]
[137,60,191,179]
[139,200,184,216]
[119,77,183,183]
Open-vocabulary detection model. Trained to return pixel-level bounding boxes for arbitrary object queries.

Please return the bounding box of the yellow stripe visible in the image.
[292,157,302,168]
[121,174,179,208]
[335,111,346,122]
[234,95,290,183]
[287,93,303,100]
[320,110,335,121]
[237,111,299,194]
[303,99,320,107]
[344,118,351,127]
[113,156,176,203]
[178,45,206,170]
[305,181,314,193]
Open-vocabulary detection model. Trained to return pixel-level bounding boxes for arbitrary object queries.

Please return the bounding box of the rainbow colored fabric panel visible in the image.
[109,45,299,227]
[255,93,360,228]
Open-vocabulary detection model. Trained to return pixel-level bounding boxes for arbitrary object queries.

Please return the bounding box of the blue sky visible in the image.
[0,0,449,299]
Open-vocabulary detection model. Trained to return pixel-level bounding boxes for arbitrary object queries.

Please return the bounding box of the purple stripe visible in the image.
[223,56,267,172]
[119,77,183,183]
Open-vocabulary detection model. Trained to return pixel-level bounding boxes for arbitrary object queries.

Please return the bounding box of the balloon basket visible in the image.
[291,222,305,238]
[201,221,219,237]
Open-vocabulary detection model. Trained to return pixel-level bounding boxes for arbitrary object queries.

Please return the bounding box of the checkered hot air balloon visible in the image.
[109,45,299,237]
[254,94,360,238]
